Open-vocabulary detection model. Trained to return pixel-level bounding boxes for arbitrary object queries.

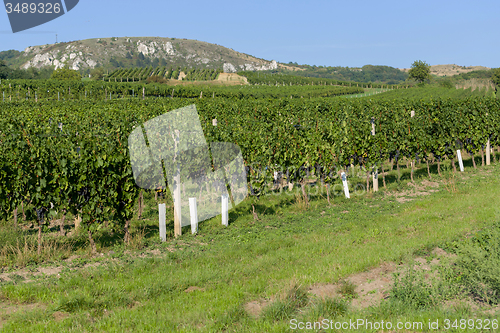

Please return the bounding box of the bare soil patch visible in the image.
[387,180,439,203]
[308,247,452,310]
[0,302,45,329]
[244,299,269,318]
[244,247,458,318]
[185,286,205,293]
[216,73,248,85]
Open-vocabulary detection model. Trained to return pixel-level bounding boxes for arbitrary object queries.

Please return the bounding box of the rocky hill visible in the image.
[4,37,284,73]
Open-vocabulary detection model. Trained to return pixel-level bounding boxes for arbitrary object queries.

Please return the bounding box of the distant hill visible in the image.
[399,64,491,77]
[266,64,409,84]
[0,37,286,75]
[1,39,494,85]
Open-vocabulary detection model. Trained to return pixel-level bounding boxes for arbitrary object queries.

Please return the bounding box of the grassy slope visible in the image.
[1,156,500,332]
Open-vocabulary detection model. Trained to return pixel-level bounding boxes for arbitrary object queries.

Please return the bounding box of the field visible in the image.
[1,154,500,332]
[0,81,500,332]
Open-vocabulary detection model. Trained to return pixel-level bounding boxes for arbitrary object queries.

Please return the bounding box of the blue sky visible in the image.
[1,0,499,68]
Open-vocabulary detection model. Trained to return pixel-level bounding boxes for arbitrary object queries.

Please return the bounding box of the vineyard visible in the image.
[0,79,364,101]
[365,84,495,100]
[106,67,222,82]
[1,92,500,251]
[238,71,409,88]
[1,79,500,331]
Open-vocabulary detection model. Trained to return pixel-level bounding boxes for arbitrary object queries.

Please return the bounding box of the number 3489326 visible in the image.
[5,3,61,14]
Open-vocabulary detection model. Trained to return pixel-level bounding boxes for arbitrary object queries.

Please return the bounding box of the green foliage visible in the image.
[239,70,400,88]
[388,222,500,312]
[391,266,443,310]
[0,60,53,80]
[275,64,409,84]
[0,81,500,246]
[440,80,455,89]
[492,68,500,89]
[310,297,348,318]
[90,67,104,80]
[0,60,10,79]
[50,68,81,81]
[408,60,432,83]
[0,49,21,62]
[446,222,500,304]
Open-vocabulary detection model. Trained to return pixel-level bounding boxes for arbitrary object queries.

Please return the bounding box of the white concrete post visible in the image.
[486,139,491,165]
[341,172,350,198]
[189,198,198,234]
[158,203,166,242]
[372,166,378,192]
[221,194,229,226]
[173,130,182,237]
[457,150,464,172]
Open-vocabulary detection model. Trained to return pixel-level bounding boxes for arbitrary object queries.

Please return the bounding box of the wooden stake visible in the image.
[396,159,400,181]
[366,170,370,192]
[300,180,309,207]
[326,183,330,204]
[381,162,386,188]
[37,220,42,255]
[138,190,143,219]
[75,214,81,231]
[60,213,66,236]
[252,204,259,221]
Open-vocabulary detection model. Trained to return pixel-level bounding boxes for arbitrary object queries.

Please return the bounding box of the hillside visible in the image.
[284,64,409,84]
[1,37,286,74]
[399,64,491,77]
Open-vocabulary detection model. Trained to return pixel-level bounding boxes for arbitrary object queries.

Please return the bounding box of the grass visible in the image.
[261,282,309,321]
[338,280,358,299]
[0,154,500,331]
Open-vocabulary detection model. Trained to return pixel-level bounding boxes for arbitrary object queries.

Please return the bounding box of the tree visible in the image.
[492,68,500,91]
[408,60,431,83]
[50,68,81,80]
[0,60,12,79]
[90,67,104,80]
